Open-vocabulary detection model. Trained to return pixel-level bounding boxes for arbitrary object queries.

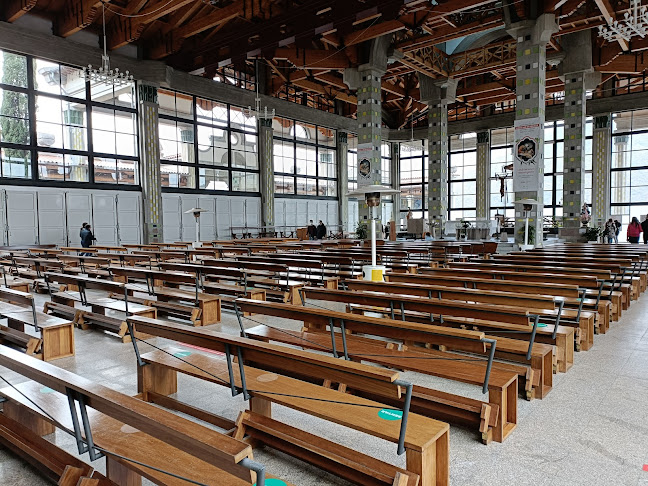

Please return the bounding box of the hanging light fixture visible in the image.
[243,69,275,121]
[598,0,648,42]
[83,2,134,87]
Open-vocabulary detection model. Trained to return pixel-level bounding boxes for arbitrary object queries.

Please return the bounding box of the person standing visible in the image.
[80,222,88,246]
[316,220,327,239]
[307,220,316,240]
[406,207,413,220]
[604,218,616,244]
[614,220,621,243]
[80,224,96,255]
[627,217,642,243]
[641,215,648,244]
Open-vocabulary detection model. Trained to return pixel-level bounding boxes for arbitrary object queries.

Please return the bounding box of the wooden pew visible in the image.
[0,287,74,361]
[231,299,519,443]
[128,316,445,485]
[385,271,612,331]
[0,345,283,486]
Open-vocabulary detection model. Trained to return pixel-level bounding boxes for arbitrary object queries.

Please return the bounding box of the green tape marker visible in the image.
[378,409,403,421]
[254,479,287,486]
[40,387,56,394]
[173,351,192,358]
[537,323,547,328]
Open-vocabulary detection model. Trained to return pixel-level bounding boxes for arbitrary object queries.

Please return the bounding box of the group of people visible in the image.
[605,215,648,244]
[306,220,327,240]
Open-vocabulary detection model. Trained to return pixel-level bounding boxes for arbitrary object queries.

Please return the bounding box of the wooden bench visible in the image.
[0,345,284,486]
[128,316,449,486]
[0,287,74,361]
[232,299,518,443]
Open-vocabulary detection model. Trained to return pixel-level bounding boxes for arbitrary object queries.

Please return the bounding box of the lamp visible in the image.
[514,198,538,251]
[347,184,401,281]
[184,208,207,248]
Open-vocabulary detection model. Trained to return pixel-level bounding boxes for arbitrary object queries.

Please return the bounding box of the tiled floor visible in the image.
[0,290,647,485]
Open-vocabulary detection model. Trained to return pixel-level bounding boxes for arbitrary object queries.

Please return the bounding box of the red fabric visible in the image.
[627,223,643,237]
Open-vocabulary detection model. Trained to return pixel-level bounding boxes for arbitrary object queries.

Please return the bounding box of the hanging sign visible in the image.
[513,119,543,192]
[357,143,375,186]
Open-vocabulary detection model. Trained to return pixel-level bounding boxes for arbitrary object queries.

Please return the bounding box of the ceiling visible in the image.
[4,0,648,128]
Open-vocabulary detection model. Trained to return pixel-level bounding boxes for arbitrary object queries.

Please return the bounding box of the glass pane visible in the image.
[0,51,28,88]
[229,105,256,132]
[199,167,229,190]
[0,147,30,178]
[34,59,86,99]
[0,89,29,145]
[232,171,258,192]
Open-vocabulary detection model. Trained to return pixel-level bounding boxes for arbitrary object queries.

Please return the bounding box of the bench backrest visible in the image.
[385,272,581,297]
[419,267,600,287]
[0,286,34,308]
[343,279,556,310]
[233,298,489,353]
[301,287,533,326]
[127,315,403,399]
[45,273,126,294]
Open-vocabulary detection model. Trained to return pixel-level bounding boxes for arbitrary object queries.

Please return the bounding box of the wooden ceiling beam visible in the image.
[147,0,243,59]
[343,19,406,47]
[291,78,357,104]
[3,0,37,23]
[55,0,112,37]
[107,0,195,50]
[274,47,355,70]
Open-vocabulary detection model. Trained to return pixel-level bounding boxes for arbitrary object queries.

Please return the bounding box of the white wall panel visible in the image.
[348,200,359,234]
[285,199,297,227]
[6,191,38,245]
[296,200,308,227]
[116,193,141,245]
[179,195,198,242]
[274,199,285,227]
[0,191,7,245]
[162,195,181,243]
[197,197,216,242]
[244,197,261,229]
[38,193,66,246]
[90,194,117,246]
[215,197,231,238]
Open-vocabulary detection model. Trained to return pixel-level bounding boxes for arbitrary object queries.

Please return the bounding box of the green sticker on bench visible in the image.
[40,387,56,394]
[537,323,547,328]
[254,479,287,486]
[173,351,192,358]
[378,408,403,421]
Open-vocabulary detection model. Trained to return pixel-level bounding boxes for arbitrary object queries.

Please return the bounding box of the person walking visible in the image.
[80,224,96,255]
[627,217,642,243]
[614,220,621,243]
[641,215,648,244]
[307,220,317,240]
[316,220,327,239]
[604,218,616,244]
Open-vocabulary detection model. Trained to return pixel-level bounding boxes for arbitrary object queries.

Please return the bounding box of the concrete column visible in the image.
[591,114,612,226]
[336,131,349,229]
[476,131,491,219]
[559,30,601,240]
[138,83,163,244]
[420,76,457,229]
[507,14,558,247]
[258,118,274,226]
[344,36,389,230]
[390,141,400,223]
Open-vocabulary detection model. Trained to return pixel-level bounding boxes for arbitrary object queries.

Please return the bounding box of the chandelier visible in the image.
[243,74,275,121]
[598,0,648,42]
[82,2,133,87]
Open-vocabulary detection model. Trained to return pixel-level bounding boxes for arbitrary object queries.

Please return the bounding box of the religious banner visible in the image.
[357,143,375,186]
[513,118,543,192]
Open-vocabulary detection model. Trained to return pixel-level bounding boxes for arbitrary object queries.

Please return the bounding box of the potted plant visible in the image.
[517,224,535,248]
[355,221,368,240]
[583,225,602,243]
[457,219,471,240]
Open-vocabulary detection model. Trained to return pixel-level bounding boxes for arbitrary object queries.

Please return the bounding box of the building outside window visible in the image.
[0,49,138,185]
[611,109,648,225]
[158,88,259,193]
[448,132,477,221]
[272,116,337,197]
[399,140,427,221]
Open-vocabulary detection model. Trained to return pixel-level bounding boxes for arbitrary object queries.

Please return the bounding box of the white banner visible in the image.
[513,119,543,192]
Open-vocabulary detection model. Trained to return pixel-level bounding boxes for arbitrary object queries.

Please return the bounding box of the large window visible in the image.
[399,140,427,220]
[272,117,337,197]
[543,120,564,218]
[611,109,648,224]
[0,50,138,185]
[448,133,477,220]
[158,89,259,192]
